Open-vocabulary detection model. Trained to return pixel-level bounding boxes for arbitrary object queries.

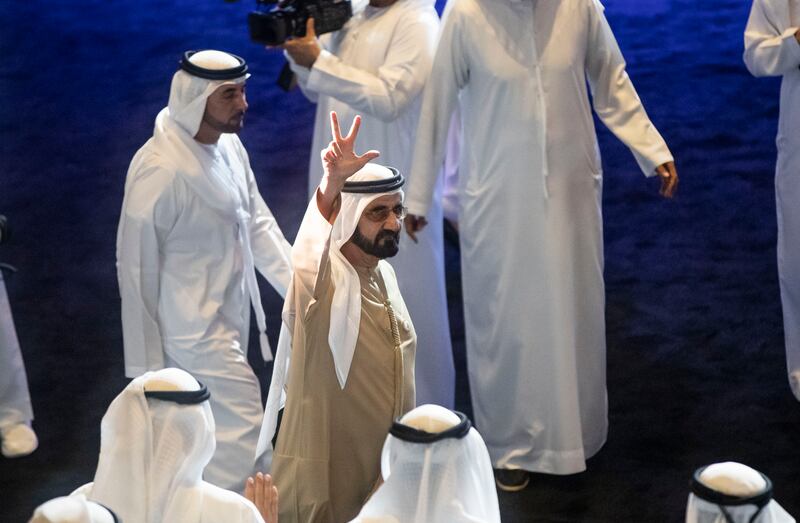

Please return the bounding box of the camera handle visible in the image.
[277,61,297,92]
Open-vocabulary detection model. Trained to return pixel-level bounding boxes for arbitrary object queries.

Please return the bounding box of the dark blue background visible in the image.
[1,0,798,521]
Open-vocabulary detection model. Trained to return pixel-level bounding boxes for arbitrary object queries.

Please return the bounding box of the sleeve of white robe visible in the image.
[584,0,674,177]
[405,1,469,217]
[291,192,334,316]
[301,13,438,122]
[241,146,293,299]
[116,167,179,378]
[743,0,800,77]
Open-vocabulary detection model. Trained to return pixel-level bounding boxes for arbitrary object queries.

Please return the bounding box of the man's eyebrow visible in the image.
[368,205,389,211]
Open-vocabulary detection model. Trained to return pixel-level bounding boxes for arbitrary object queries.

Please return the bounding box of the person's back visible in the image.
[86,367,264,523]
[350,404,500,523]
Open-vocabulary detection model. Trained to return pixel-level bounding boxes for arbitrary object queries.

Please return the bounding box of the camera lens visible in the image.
[248,11,290,45]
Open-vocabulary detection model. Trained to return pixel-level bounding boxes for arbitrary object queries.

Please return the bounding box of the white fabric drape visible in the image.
[28,495,116,523]
[87,369,264,523]
[350,405,500,523]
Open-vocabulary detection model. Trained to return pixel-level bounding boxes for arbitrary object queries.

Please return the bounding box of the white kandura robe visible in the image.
[743,0,800,401]
[287,0,455,407]
[0,270,34,430]
[407,0,673,474]
[116,113,292,490]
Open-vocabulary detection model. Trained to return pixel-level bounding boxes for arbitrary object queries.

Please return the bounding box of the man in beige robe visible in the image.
[257,113,416,523]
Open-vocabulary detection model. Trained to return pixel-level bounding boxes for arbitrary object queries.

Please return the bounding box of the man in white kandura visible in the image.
[743,0,800,402]
[281,0,454,407]
[405,0,679,490]
[350,404,500,523]
[258,113,416,523]
[685,462,795,523]
[77,368,266,523]
[116,50,292,490]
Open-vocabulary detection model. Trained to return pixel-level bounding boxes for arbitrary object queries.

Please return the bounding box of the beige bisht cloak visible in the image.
[271,196,416,523]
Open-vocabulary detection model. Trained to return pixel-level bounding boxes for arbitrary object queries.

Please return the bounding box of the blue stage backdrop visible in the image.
[1,0,798,521]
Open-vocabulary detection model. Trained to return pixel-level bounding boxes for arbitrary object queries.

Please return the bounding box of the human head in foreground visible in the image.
[350,404,500,523]
[686,462,795,523]
[86,368,265,522]
[28,496,118,523]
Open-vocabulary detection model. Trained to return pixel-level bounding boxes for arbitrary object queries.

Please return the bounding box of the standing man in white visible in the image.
[280,0,455,407]
[0,265,38,458]
[405,0,678,489]
[744,0,800,402]
[116,50,292,491]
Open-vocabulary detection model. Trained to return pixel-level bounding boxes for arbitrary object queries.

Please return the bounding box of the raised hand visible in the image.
[321,112,380,186]
[244,472,279,523]
[317,112,380,222]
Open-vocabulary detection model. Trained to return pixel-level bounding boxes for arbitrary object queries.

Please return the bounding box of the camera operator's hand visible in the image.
[282,18,322,69]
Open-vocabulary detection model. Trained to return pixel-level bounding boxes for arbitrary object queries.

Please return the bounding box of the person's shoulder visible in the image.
[128,142,180,189]
[200,482,263,521]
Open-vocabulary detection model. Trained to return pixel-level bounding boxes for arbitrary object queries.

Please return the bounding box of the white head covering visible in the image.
[88,368,216,523]
[686,462,795,523]
[350,404,501,523]
[28,496,117,523]
[327,162,404,387]
[167,50,249,137]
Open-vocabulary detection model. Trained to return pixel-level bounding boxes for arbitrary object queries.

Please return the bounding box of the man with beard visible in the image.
[257,112,416,523]
[116,50,292,491]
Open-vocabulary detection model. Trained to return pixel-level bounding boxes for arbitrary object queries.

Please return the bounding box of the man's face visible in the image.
[202,82,248,134]
[349,193,404,259]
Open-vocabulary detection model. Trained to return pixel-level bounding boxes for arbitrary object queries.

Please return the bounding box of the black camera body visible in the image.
[0,215,8,245]
[248,0,352,46]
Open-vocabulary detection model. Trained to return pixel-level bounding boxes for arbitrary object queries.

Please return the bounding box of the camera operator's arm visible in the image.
[743,0,800,77]
[285,13,438,121]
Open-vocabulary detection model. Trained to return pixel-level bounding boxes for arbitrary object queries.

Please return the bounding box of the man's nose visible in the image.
[238,94,248,112]
[385,214,402,232]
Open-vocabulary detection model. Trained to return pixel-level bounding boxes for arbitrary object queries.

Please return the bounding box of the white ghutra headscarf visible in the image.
[350,404,501,523]
[686,462,795,523]
[88,368,216,523]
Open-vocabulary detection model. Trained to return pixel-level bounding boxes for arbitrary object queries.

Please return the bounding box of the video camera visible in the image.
[0,215,8,245]
[245,0,352,46]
